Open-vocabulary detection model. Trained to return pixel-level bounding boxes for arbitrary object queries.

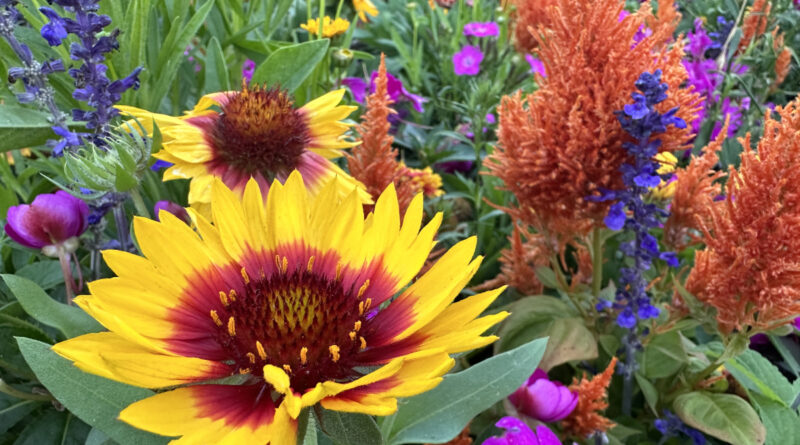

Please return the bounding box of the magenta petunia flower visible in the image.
[4,191,89,251]
[153,200,191,225]
[463,21,499,37]
[453,45,484,76]
[525,54,547,77]
[509,369,579,423]
[241,59,256,83]
[483,417,562,445]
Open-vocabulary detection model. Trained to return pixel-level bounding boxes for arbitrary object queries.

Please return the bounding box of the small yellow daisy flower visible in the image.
[353,0,378,22]
[300,16,351,38]
[52,172,508,444]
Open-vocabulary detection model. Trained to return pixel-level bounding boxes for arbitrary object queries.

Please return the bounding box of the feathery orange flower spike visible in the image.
[663,119,729,250]
[738,0,770,54]
[508,0,558,52]
[346,54,442,215]
[771,30,791,89]
[487,0,700,239]
[686,99,800,335]
[561,357,618,439]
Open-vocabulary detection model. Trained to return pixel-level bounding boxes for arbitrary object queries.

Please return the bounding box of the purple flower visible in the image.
[463,21,499,37]
[153,200,191,225]
[150,159,173,171]
[4,191,89,250]
[525,54,546,77]
[341,71,427,112]
[509,369,578,422]
[242,59,255,83]
[687,19,714,59]
[483,417,562,445]
[453,45,483,76]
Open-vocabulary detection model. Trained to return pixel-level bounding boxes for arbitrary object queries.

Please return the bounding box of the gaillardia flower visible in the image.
[300,16,351,38]
[118,85,368,217]
[52,172,508,444]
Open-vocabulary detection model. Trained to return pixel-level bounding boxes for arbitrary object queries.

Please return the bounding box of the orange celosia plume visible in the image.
[663,120,728,250]
[561,357,618,438]
[738,0,770,54]
[508,0,558,53]
[346,54,442,215]
[487,0,701,239]
[686,99,800,334]
[771,30,791,89]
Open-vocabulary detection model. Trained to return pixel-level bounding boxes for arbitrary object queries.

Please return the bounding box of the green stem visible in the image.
[129,188,151,219]
[318,0,325,37]
[591,227,603,297]
[0,378,52,401]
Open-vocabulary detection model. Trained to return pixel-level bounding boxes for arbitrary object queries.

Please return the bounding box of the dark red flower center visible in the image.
[206,86,312,180]
[209,257,373,393]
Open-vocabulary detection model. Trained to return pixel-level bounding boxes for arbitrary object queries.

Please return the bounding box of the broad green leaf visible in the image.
[85,428,116,445]
[0,105,56,152]
[315,408,382,445]
[642,330,688,379]
[387,337,547,445]
[250,39,330,93]
[726,349,795,407]
[674,391,766,445]
[750,393,800,445]
[2,274,102,339]
[494,296,591,370]
[297,409,318,445]
[14,261,65,290]
[204,37,230,93]
[16,338,169,445]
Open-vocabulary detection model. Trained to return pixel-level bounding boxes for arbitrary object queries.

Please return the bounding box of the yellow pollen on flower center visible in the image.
[357,280,370,298]
[246,352,256,364]
[283,364,292,374]
[307,256,315,272]
[274,255,288,274]
[300,347,308,365]
[227,316,236,337]
[210,310,222,326]
[219,291,229,306]
[256,340,267,361]
[329,345,341,363]
[241,267,250,284]
[360,336,367,350]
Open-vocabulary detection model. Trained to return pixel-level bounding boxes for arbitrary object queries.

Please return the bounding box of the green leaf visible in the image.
[750,393,800,445]
[16,337,169,445]
[13,410,90,445]
[85,428,116,445]
[0,397,40,434]
[14,261,65,290]
[2,275,102,339]
[0,105,56,152]
[674,391,766,445]
[726,349,796,407]
[114,164,139,192]
[494,296,591,370]
[204,37,230,93]
[634,373,658,415]
[387,337,547,444]
[297,409,318,445]
[533,267,559,289]
[315,408,382,445]
[642,330,688,379]
[250,39,330,93]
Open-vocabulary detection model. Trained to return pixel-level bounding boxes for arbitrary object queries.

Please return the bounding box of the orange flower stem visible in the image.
[591,227,603,298]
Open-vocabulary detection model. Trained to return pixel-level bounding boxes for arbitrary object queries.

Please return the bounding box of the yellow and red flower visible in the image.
[52,172,507,444]
[118,85,368,217]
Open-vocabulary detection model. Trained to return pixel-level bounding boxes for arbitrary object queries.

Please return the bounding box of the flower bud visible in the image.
[153,200,191,225]
[332,48,354,68]
[4,191,89,252]
[509,369,578,422]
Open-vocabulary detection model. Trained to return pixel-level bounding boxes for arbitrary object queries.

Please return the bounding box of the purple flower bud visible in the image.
[483,417,562,445]
[39,7,68,46]
[4,191,89,250]
[509,369,578,423]
[153,200,191,225]
[242,59,256,83]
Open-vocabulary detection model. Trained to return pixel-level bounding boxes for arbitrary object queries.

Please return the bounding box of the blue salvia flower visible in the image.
[0,0,69,141]
[655,410,706,445]
[593,69,683,330]
[39,0,142,148]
